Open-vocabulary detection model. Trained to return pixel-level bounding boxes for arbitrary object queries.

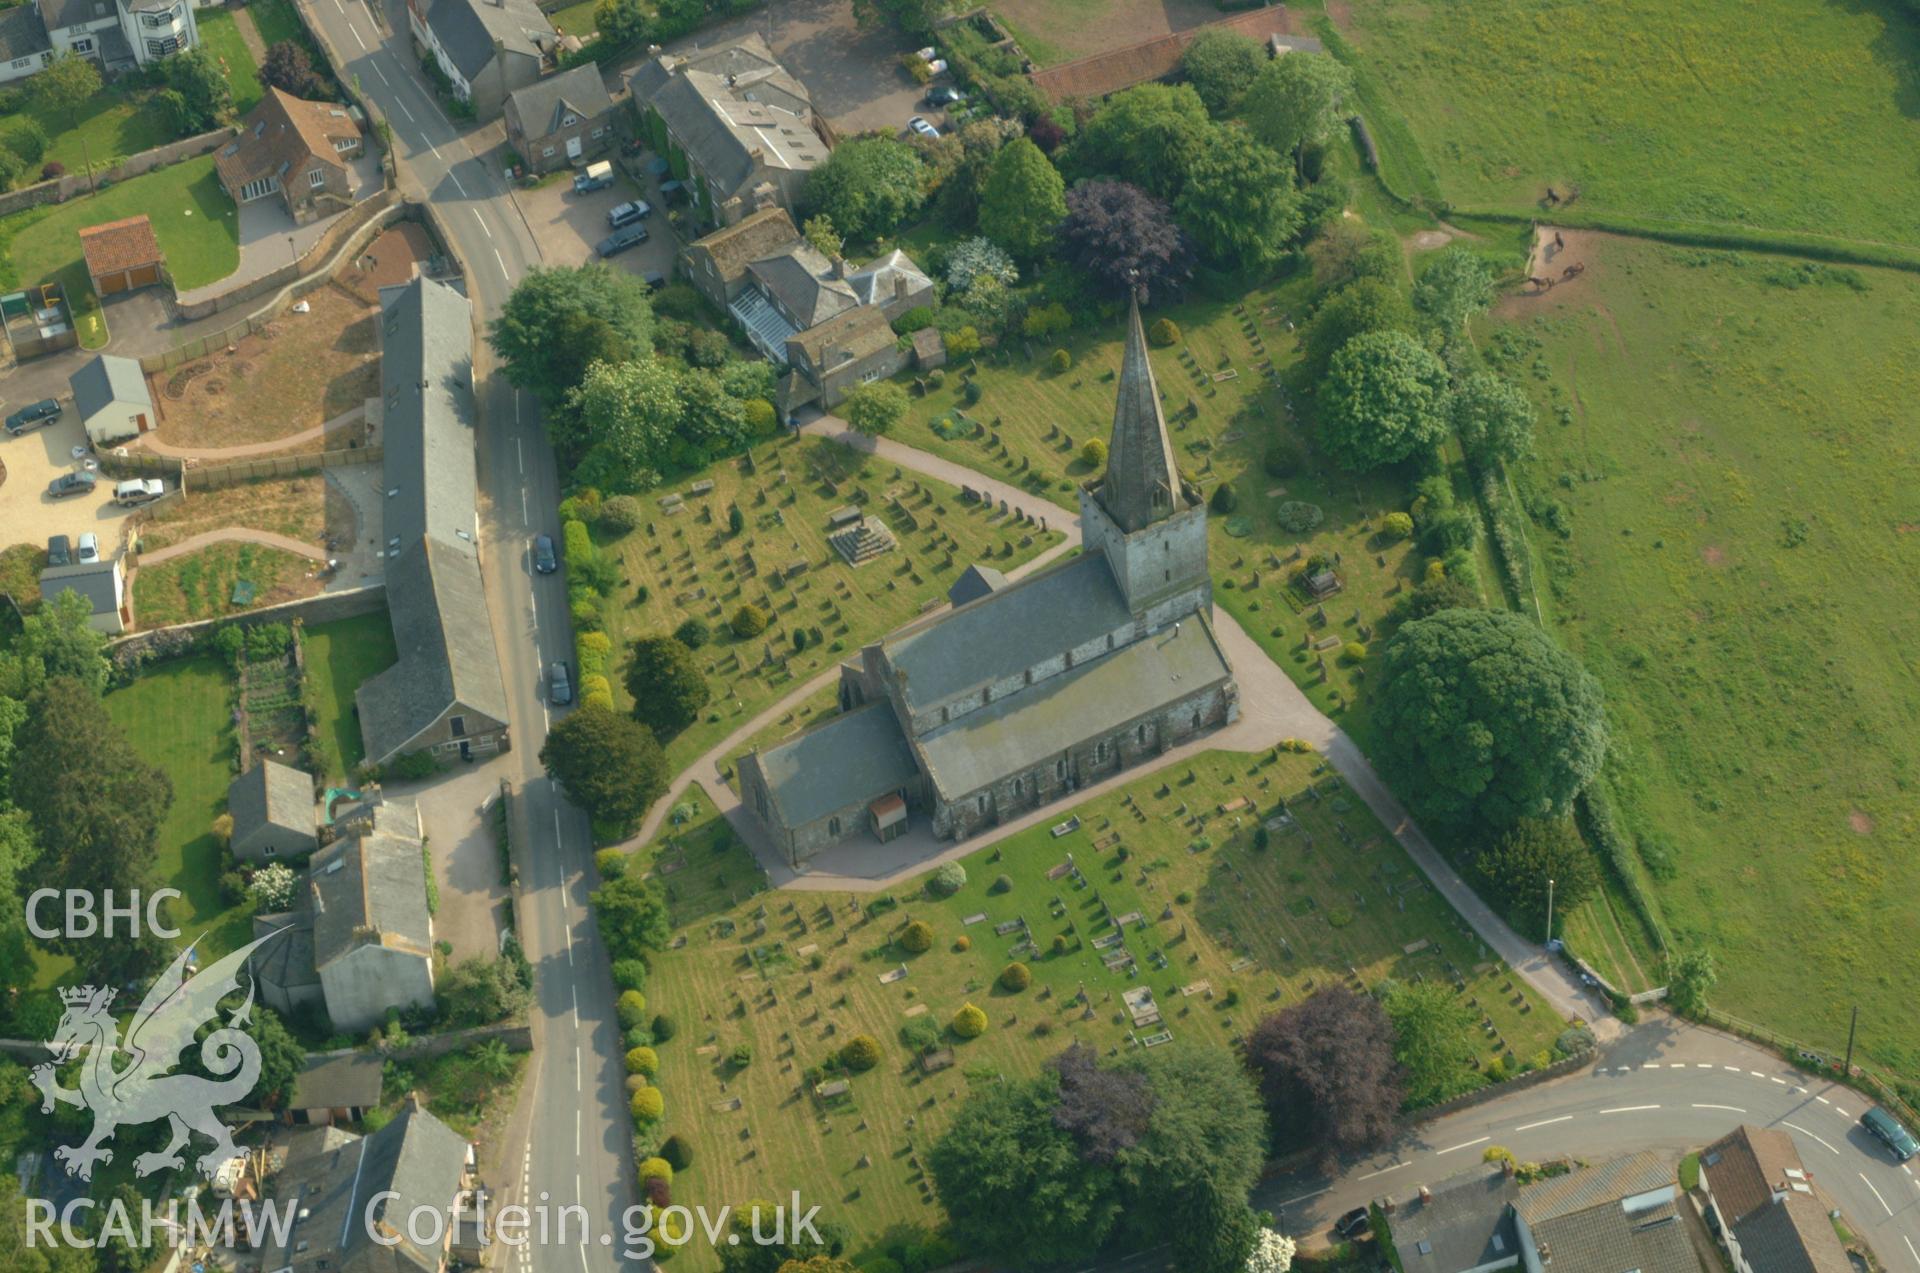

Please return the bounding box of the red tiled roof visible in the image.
[79,216,164,276]
[1029,5,1311,104]
[215,88,361,195]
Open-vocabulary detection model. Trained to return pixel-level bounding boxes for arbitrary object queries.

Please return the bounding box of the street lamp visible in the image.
[1545,876,1556,947]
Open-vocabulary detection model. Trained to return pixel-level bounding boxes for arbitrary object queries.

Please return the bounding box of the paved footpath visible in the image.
[627,412,1615,1033]
[135,405,367,461]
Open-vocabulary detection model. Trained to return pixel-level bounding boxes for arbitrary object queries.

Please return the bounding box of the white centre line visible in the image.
[1644,1063,1662,1069]
[1439,1136,1490,1155]
[574,1046,581,1091]
[1693,1104,1746,1113]
[1359,1162,1410,1181]
[1601,1105,1662,1114]
[393,94,415,123]
[1818,1096,1832,1105]
[449,169,468,197]
[474,209,492,239]
[1697,1063,1715,1069]
[495,247,509,277]
[554,806,562,843]
[1904,1235,1918,1269]
[1860,1172,1894,1216]
[1749,1070,1767,1079]
[517,436,524,473]
[565,916,573,964]
[1724,1066,1744,1073]
[571,986,579,1029]
[1514,1115,1574,1132]
[1904,1164,1913,1177]
[1769,1076,1787,1085]
[1784,1122,1838,1154]
[1836,1108,1853,1119]
[372,61,389,86]
[1279,1188,1331,1207]
[575,1110,581,1155]
[349,23,365,49]
[521,488,528,521]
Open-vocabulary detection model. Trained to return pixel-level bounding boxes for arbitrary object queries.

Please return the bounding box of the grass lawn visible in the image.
[548,0,600,37]
[0,155,238,348]
[135,541,323,628]
[196,9,267,116]
[0,81,174,181]
[248,0,308,46]
[303,610,399,780]
[624,751,1561,1265]
[1484,232,1920,1075]
[896,276,1432,746]
[1333,0,1920,245]
[597,435,1063,778]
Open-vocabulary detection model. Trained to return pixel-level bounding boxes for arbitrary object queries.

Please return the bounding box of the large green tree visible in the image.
[489,265,653,407]
[1302,278,1415,380]
[803,137,925,242]
[159,48,234,135]
[1071,82,1211,200]
[1175,123,1301,274]
[1118,1045,1267,1273]
[977,137,1066,259]
[1319,329,1451,470]
[1384,980,1481,1107]
[1450,370,1536,467]
[1373,608,1607,831]
[1413,245,1497,332]
[5,589,111,696]
[1181,28,1268,115]
[1243,52,1357,165]
[540,701,668,826]
[590,872,671,958]
[1474,817,1600,941]
[840,380,909,436]
[31,53,100,136]
[623,635,710,740]
[563,357,681,492]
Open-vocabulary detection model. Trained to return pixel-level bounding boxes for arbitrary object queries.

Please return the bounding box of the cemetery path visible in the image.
[628,414,1618,1036]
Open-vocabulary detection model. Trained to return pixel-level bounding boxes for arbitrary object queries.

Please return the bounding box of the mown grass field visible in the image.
[898,278,1430,745]
[303,610,399,779]
[1485,233,1920,1071]
[595,435,1062,776]
[1334,0,1920,245]
[626,751,1560,1266]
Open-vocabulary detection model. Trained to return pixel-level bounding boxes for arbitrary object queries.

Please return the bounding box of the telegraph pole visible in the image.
[1844,1004,1858,1077]
[1545,877,1556,947]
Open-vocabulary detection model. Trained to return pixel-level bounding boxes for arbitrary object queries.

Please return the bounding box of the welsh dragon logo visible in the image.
[29,930,283,1182]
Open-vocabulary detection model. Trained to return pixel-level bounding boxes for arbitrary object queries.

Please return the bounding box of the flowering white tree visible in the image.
[946,236,1018,293]
[1246,1228,1296,1273]
[248,862,297,912]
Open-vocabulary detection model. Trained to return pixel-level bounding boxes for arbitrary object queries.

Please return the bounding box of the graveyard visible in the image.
[594,435,1065,774]
[630,748,1560,1263]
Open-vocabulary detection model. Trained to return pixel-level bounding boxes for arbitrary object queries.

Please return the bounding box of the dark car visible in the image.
[1332,1208,1370,1241]
[5,398,62,435]
[46,535,71,567]
[47,470,97,499]
[1863,1107,1919,1161]
[641,270,667,292]
[533,533,558,574]
[549,660,573,706]
[596,224,649,258]
[922,85,965,107]
[606,199,651,228]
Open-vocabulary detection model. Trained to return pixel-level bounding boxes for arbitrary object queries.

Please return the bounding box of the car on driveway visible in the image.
[607,200,651,228]
[1863,1107,1918,1161]
[46,535,70,567]
[908,116,939,139]
[922,85,964,107]
[533,533,557,574]
[549,660,573,706]
[1332,1207,1370,1240]
[596,224,649,258]
[5,398,62,435]
[76,532,99,564]
[47,471,97,499]
[113,477,165,506]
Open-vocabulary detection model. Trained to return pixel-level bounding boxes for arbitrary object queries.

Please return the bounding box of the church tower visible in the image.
[1079,290,1213,626]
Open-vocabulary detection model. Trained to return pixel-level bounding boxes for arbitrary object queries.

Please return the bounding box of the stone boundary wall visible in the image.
[0,127,235,220]
[105,582,387,660]
[171,188,403,326]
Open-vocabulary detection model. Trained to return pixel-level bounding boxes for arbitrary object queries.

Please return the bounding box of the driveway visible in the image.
[407,765,515,965]
[0,413,143,554]
[509,161,679,279]
[174,151,386,310]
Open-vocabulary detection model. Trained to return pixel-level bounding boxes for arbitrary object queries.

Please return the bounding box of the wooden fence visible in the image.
[1690,1006,1920,1131]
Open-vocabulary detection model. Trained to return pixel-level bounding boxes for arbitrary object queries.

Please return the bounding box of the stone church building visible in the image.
[739,295,1239,866]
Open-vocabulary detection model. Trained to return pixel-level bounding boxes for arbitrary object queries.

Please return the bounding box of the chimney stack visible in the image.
[894,271,909,301]
[831,255,846,280]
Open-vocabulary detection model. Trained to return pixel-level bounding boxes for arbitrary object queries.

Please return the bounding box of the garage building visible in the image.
[78,215,168,297]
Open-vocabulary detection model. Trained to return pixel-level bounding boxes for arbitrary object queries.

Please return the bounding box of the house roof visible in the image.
[215,88,359,195]
[228,758,314,841]
[69,353,151,419]
[36,0,113,35]
[1517,1153,1698,1273]
[504,63,612,141]
[290,1052,384,1112]
[1730,1194,1853,1273]
[1703,1125,1810,1225]
[1029,5,1316,103]
[785,302,894,371]
[38,560,121,616]
[1516,1151,1676,1226]
[79,215,164,278]
[1704,1125,1851,1273]
[848,249,931,308]
[423,0,553,80]
[884,550,1134,712]
[251,912,320,994]
[628,35,824,193]
[0,5,50,68]
[686,207,800,289]
[1388,1169,1521,1273]
[261,1099,467,1273]
[946,562,1006,607]
[916,610,1233,800]
[309,824,433,970]
[747,243,858,328]
[910,327,943,361]
[1096,291,1190,533]
[746,699,920,829]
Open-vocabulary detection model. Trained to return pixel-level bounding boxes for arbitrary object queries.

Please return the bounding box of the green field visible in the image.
[1335,0,1920,245]
[303,610,400,779]
[628,751,1560,1265]
[1486,234,1920,1072]
[597,435,1063,777]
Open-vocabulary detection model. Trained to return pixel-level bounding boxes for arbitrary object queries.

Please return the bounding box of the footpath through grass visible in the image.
[627,751,1560,1265]
[1486,234,1920,1073]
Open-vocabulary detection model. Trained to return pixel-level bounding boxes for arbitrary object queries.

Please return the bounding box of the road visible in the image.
[1092,1015,1920,1273]
[297,1,637,1268]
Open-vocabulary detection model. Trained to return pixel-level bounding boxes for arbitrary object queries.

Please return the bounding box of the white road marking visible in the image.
[1836,1108,1853,1119]
[1693,1104,1746,1113]
[1860,1172,1893,1216]
[1904,1235,1918,1269]
[517,436,524,473]
[1601,1105,1661,1114]
[1697,1063,1715,1069]
[1514,1115,1574,1132]
[474,210,492,238]
[1818,1096,1832,1105]
[574,1046,581,1091]
[1725,1066,1744,1073]
[1749,1070,1767,1079]
[1783,1122,1839,1154]
[1769,1076,1787,1085]
[565,916,573,964]
[1643,1063,1662,1069]
[349,23,365,49]
[372,61,389,85]
[332,0,342,11]
[1358,1162,1409,1180]
[393,94,415,123]
[1438,1136,1490,1155]
[1280,1188,1331,1207]
[1903,1164,1913,1177]
[575,1110,581,1155]
[449,169,468,197]
[555,805,562,843]
[495,248,509,277]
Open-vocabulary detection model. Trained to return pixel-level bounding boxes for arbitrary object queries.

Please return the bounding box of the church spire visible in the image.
[1098,286,1187,534]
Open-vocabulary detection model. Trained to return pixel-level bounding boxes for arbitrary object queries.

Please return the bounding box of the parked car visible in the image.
[46,535,70,567]
[532,533,557,574]
[47,470,96,499]
[922,85,965,107]
[606,200,651,228]
[5,398,61,435]
[1332,1208,1370,1240]
[573,160,615,194]
[549,660,573,706]
[113,477,165,507]
[596,224,649,258]
[641,270,667,292]
[76,532,99,564]
[908,116,940,139]
[1862,1107,1918,1161]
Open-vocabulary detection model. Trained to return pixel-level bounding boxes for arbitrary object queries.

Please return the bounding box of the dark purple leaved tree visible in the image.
[1056,179,1195,303]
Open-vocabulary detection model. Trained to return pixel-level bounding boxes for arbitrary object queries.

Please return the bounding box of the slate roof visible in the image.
[748,700,919,829]
[79,215,164,277]
[1516,1151,1675,1226]
[309,825,433,970]
[916,611,1233,799]
[884,550,1134,712]
[215,88,359,196]
[252,912,320,995]
[228,759,315,841]
[290,1052,384,1112]
[785,302,894,372]
[685,207,800,290]
[38,561,121,617]
[1388,1169,1520,1273]
[70,353,151,419]
[1028,5,1315,103]
[1517,1153,1698,1273]
[0,5,50,62]
[1703,1125,1809,1225]
[946,563,1006,608]
[37,0,114,34]
[1731,1195,1852,1273]
[848,249,932,309]
[748,243,857,328]
[629,34,824,192]
[504,63,612,141]
[1704,1126,1851,1273]
[1096,292,1189,533]
[262,1099,468,1273]
[423,0,552,80]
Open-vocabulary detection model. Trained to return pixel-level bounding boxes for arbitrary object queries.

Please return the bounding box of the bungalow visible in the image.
[70,352,153,444]
[79,215,167,296]
[503,63,615,175]
[226,758,318,864]
[214,88,364,225]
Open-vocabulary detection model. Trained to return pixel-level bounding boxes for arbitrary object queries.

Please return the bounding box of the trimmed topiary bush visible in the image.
[962,378,984,405]
[1148,317,1180,347]
[998,962,1032,991]
[1342,641,1368,664]
[898,920,934,953]
[611,958,648,992]
[841,1034,882,1071]
[1081,437,1107,467]
[639,1156,673,1185]
[597,495,644,533]
[1209,483,1238,514]
[660,1133,693,1170]
[729,1042,753,1068]
[729,604,768,638]
[651,1013,676,1041]
[595,848,627,879]
[617,990,648,1029]
[673,617,711,649]
[954,935,971,952]
[951,1002,988,1038]
[1382,511,1414,541]
[1051,933,1069,955]
[631,1086,664,1123]
[1049,348,1072,372]
[991,873,1013,893]
[625,1046,660,1076]
[928,862,967,897]
[1275,501,1325,533]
